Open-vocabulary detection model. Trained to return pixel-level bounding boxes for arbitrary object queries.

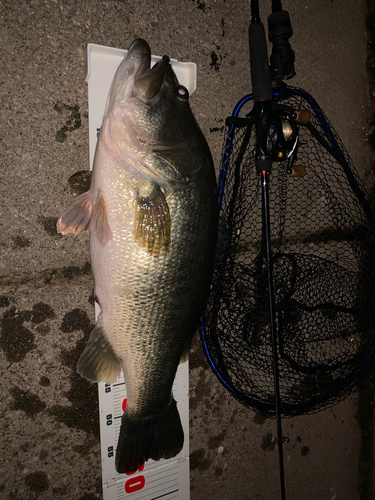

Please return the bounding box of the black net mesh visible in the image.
[202,86,375,418]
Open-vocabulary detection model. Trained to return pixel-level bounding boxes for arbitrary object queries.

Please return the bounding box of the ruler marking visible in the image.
[148,481,179,491]
[116,466,178,483]
[115,482,179,500]
[136,486,180,500]
[139,482,179,498]
[150,490,179,500]
[146,475,179,487]
[114,464,180,500]
[145,475,178,486]
[147,470,178,482]
[148,464,178,477]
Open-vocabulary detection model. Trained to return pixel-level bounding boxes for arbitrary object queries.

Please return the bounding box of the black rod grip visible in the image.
[249,22,272,102]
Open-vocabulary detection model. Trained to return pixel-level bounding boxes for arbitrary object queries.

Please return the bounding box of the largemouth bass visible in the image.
[57,39,218,473]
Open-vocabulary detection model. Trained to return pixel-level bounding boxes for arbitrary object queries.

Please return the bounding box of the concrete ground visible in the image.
[0,0,374,499]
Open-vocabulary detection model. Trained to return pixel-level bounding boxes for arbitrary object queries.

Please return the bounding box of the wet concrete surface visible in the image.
[0,0,374,499]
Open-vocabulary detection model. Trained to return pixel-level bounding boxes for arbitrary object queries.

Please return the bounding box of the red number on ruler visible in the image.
[125,472,145,494]
[125,463,144,475]
[122,398,127,412]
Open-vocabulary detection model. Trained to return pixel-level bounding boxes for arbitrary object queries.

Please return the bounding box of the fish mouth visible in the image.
[129,39,171,101]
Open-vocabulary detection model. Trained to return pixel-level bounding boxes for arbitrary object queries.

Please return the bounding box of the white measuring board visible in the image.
[85,43,196,500]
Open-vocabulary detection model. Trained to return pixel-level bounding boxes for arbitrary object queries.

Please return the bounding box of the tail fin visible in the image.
[115,398,184,473]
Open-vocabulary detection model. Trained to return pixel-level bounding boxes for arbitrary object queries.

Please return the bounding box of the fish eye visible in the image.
[176,85,189,100]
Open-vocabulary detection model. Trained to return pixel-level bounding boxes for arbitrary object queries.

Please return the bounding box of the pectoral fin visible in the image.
[134,182,171,256]
[94,194,112,246]
[57,191,93,235]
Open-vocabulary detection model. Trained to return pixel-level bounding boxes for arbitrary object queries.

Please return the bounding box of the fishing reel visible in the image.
[255,105,299,165]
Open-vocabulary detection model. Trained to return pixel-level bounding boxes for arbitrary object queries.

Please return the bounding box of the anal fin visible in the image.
[77,314,122,383]
[134,182,171,256]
